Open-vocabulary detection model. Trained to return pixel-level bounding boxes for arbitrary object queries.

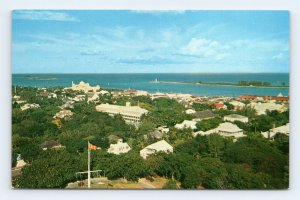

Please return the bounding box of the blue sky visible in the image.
[12,10,290,73]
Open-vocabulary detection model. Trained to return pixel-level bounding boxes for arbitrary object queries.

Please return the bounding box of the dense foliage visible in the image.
[12,86,289,189]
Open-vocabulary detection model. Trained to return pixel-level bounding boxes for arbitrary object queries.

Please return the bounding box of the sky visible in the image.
[12,10,290,73]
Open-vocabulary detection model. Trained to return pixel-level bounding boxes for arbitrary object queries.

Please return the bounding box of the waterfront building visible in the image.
[95,102,148,125]
[140,140,173,159]
[224,114,249,123]
[124,89,149,97]
[124,89,138,96]
[238,95,289,102]
[248,101,287,115]
[68,81,100,93]
[20,103,40,111]
[150,92,168,100]
[107,139,131,155]
[136,90,149,96]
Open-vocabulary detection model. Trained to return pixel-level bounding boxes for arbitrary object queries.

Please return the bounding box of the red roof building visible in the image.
[214,102,225,109]
[238,95,289,102]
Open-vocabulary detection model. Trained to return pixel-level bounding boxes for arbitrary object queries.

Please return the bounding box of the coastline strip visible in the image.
[151,81,289,89]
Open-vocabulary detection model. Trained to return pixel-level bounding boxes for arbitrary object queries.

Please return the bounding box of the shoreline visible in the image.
[151,81,289,89]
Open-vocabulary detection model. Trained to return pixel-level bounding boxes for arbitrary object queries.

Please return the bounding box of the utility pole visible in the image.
[88,141,91,189]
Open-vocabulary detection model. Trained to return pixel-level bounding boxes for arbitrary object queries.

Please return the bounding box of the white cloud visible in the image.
[13,10,78,21]
[272,53,284,60]
[182,38,231,60]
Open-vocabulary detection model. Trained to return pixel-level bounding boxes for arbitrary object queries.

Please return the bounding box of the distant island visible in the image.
[151,80,289,88]
[25,76,58,81]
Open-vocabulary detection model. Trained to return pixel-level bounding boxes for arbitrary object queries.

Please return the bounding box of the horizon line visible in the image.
[12,72,290,75]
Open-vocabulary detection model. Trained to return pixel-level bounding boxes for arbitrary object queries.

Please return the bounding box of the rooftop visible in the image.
[218,122,242,133]
[143,140,173,151]
[224,114,248,119]
[193,110,214,119]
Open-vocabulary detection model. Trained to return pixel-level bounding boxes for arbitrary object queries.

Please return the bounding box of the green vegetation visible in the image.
[162,179,179,189]
[238,80,271,87]
[196,118,222,131]
[197,80,287,87]
[192,103,211,111]
[155,80,288,88]
[12,86,289,189]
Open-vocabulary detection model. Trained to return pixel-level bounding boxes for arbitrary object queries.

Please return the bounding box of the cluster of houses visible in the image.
[20,103,40,111]
[106,138,173,160]
[12,82,290,163]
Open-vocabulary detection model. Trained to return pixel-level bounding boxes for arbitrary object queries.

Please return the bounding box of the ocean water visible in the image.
[12,73,289,97]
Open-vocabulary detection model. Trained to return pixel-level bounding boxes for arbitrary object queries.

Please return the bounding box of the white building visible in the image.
[107,139,131,155]
[224,114,249,123]
[53,109,74,120]
[73,94,86,102]
[175,120,197,130]
[166,93,194,103]
[248,101,287,115]
[136,90,149,96]
[20,103,40,111]
[261,123,290,139]
[194,122,245,139]
[193,128,217,137]
[95,102,149,125]
[60,100,75,109]
[69,81,100,93]
[99,90,110,95]
[149,126,170,139]
[157,126,170,134]
[48,93,57,99]
[87,92,99,102]
[140,140,173,159]
[13,95,21,100]
[185,109,196,114]
[217,122,245,138]
[229,101,245,110]
[15,154,27,169]
[150,92,168,100]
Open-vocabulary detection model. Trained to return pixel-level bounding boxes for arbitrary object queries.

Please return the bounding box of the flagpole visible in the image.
[88,141,91,189]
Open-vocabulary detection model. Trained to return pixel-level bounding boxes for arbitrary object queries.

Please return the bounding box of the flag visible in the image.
[89,142,98,150]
